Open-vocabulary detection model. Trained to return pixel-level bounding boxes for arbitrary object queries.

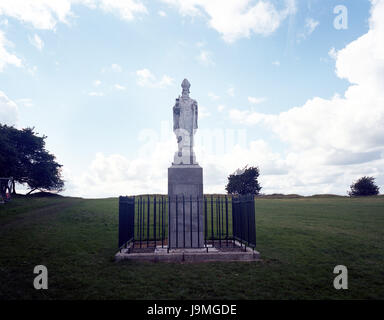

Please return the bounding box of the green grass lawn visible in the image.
[1,195,383,300]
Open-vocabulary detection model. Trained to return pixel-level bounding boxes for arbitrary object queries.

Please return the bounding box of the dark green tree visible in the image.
[225,166,261,195]
[0,124,64,194]
[348,176,380,196]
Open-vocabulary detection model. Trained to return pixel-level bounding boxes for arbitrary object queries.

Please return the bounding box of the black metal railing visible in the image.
[118,194,256,252]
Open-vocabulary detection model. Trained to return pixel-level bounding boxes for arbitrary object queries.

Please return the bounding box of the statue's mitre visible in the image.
[181,78,190,96]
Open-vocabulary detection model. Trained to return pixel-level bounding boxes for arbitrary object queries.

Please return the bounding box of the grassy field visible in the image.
[0,194,383,300]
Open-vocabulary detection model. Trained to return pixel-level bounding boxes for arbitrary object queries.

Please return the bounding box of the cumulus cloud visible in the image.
[227,87,235,97]
[136,68,174,88]
[0,30,22,71]
[88,91,104,96]
[16,98,34,107]
[114,84,126,90]
[161,0,296,42]
[248,96,267,104]
[102,63,122,73]
[64,124,289,197]
[0,0,73,30]
[199,105,211,118]
[0,0,147,30]
[0,91,18,125]
[29,33,44,50]
[228,0,384,194]
[305,18,319,35]
[208,92,220,100]
[217,105,225,112]
[196,50,214,66]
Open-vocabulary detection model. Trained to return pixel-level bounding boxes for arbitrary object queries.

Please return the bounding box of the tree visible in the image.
[0,124,64,194]
[348,176,379,196]
[225,166,261,195]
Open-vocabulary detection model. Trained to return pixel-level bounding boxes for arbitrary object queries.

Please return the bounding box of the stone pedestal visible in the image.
[168,165,204,248]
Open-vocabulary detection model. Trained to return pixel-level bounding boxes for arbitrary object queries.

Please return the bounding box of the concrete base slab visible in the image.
[115,242,260,263]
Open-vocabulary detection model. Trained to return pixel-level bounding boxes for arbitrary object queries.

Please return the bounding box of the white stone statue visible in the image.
[173,79,198,165]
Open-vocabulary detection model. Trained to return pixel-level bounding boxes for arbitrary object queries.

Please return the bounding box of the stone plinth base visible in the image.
[115,242,261,263]
[168,165,204,248]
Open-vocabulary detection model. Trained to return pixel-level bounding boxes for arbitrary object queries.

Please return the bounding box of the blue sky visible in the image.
[0,0,383,197]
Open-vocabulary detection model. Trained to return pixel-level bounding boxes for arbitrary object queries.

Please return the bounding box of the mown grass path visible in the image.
[1,195,383,299]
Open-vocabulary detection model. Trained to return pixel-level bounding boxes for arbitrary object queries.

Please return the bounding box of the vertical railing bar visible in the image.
[139,196,143,248]
[211,196,214,247]
[168,196,171,252]
[176,195,178,248]
[154,196,157,248]
[218,197,221,247]
[204,196,208,252]
[247,196,250,250]
[225,195,229,247]
[147,195,150,248]
[190,195,193,248]
[183,195,185,248]
[161,196,164,248]
[221,197,224,244]
[197,195,200,248]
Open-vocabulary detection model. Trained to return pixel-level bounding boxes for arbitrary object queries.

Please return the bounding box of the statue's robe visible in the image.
[173,95,198,164]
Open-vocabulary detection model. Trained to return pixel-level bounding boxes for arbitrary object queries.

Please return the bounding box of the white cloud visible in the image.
[272,60,280,66]
[29,34,44,50]
[0,91,18,125]
[161,0,296,42]
[158,10,167,17]
[228,0,384,194]
[248,96,266,104]
[208,92,220,100]
[16,98,34,107]
[93,79,101,86]
[64,137,174,197]
[27,65,38,75]
[88,91,104,96]
[114,83,126,90]
[136,68,174,88]
[199,105,210,118]
[0,30,22,71]
[196,50,214,66]
[96,0,147,21]
[0,1,147,30]
[111,63,122,72]
[101,63,122,73]
[217,104,225,112]
[196,41,205,48]
[328,47,337,60]
[305,18,319,35]
[0,0,73,30]
[227,87,235,97]
[298,18,319,41]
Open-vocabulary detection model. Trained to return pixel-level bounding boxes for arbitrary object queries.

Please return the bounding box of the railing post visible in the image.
[197,196,200,248]
[225,195,228,247]
[190,195,193,248]
[204,196,208,252]
[154,196,157,248]
[147,195,150,248]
